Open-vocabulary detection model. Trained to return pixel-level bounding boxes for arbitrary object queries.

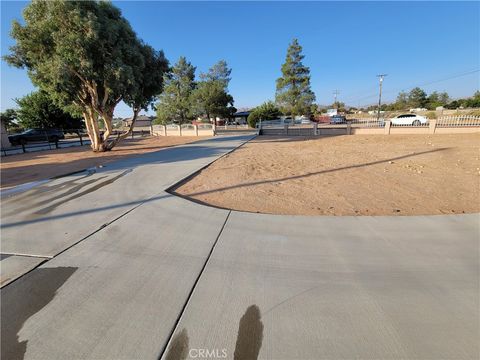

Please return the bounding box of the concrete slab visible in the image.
[1,193,230,360]
[0,254,46,287]
[163,212,479,360]
[1,135,254,257]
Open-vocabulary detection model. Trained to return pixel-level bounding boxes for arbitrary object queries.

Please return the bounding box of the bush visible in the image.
[247,101,281,128]
[425,112,437,119]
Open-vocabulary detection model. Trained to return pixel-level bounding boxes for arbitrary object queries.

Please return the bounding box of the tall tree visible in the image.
[193,60,234,125]
[4,1,167,151]
[438,92,450,105]
[408,87,428,108]
[156,56,196,126]
[0,109,18,131]
[275,39,315,118]
[109,44,168,148]
[395,91,409,110]
[200,60,231,87]
[15,90,84,130]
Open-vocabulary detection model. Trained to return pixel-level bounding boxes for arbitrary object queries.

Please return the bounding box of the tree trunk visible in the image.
[83,107,104,152]
[104,108,140,150]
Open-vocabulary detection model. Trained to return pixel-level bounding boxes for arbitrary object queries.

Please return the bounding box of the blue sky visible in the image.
[1,1,479,117]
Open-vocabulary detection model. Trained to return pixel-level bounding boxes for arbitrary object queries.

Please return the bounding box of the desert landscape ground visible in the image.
[175,133,480,216]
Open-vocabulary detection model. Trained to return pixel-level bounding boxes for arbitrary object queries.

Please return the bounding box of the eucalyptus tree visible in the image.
[111,44,168,148]
[4,0,167,151]
[275,39,316,117]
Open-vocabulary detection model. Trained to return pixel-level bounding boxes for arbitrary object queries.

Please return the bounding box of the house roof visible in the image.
[123,115,152,122]
[233,111,250,117]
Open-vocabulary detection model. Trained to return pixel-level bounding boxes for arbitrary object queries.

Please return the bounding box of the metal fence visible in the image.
[1,128,150,156]
[215,124,250,130]
[348,118,385,127]
[436,115,480,127]
[258,115,480,136]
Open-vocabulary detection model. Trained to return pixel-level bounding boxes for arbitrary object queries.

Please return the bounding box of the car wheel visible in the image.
[412,120,421,126]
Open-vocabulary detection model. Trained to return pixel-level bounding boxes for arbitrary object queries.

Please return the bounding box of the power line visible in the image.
[342,69,479,105]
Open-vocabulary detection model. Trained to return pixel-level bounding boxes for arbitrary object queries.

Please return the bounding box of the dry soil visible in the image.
[175,134,480,216]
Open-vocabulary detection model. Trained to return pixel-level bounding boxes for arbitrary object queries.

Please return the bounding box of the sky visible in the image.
[1,1,479,118]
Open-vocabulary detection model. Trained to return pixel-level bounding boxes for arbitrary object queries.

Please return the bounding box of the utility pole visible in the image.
[376,74,387,121]
[333,90,340,109]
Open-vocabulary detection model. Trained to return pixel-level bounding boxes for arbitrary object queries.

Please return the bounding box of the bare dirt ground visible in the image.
[1,136,209,189]
[175,134,480,216]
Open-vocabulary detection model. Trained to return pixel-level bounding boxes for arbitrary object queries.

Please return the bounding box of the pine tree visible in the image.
[193,60,235,125]
[275,39,316,118]
[156,57,196,125]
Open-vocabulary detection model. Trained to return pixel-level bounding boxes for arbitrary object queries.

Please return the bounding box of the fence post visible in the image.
[45,131,52,150]
[313,122,318,136]
[284,125,289,135]
[22,143,26,153]
[55,139,59,149]
[384,120,391,135]
[429,119,437,134]
[346,121,352,135]
[195,124,199,136]
[79,132,83,146]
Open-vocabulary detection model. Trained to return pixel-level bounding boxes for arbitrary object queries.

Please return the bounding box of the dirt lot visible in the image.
[1,136,209,188]
[175,134,480,216]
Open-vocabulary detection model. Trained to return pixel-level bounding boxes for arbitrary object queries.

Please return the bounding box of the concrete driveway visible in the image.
[1,134,478,360]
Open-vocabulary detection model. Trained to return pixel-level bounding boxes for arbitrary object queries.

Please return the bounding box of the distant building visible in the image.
[122,115,153,129]
[409,108,428,113]
[232,111,250,125]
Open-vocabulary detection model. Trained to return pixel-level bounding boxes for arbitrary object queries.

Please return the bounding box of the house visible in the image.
[122,115,153,129]
[232,111,250,125]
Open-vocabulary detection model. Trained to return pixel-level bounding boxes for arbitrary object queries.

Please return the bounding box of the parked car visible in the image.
[390,114,428,126]
[330,115,347,124]
[8,128,65,146]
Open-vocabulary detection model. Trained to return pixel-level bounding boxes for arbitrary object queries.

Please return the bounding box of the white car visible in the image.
[391,114,428,126]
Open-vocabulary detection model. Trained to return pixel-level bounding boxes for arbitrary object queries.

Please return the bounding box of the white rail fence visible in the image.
[437,115,480,127]
[258,115,480,136]
[151,123,214,137]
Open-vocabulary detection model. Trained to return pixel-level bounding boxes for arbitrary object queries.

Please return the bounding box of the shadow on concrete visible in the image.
[234,305,264,360]
[181,148,449,198]
[1,136,255,228]
[1,135,253,188]
[1,193,173,229]
[1,266,77,360]
[164,328,189,360]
